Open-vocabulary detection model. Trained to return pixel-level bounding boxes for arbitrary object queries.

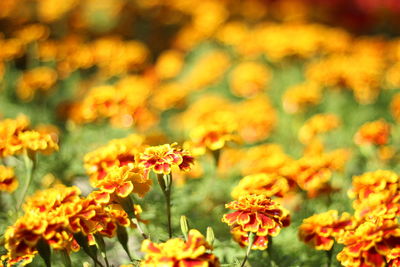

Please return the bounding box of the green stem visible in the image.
[157,173,173,238]
[326,244,334,267]
[17,151,34,210]
[241,232,255,267]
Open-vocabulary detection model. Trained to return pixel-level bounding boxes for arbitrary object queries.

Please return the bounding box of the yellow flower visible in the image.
[283,82,322,114]
[298,113,340,144]
[354,119,391,146]
[229,62,272,98]
[231,173,289,199]
[17,67,57,101]
[154,49,184,80]
[140,229,220,267]
[0,165,18,193]
[299,210,354,251]
[93,165,152,198]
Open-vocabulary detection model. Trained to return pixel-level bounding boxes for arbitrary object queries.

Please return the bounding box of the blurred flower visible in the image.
[298,113,340,144]
[0,115,58,157]
[154,49,184,80]
[390,93,400,122]
[283,82,322,114]
[140,229,220,266]
[222,194,290,250]
[0,165,18,193]
[84,134,145,184]
[354,119,391,146]
[17,67,57,101]
[299,210,354,250]
[231,173,289,199]
[229,62,271,98]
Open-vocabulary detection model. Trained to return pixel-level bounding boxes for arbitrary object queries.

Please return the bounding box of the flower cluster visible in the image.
[3,185,142,264]
[140,229,220,267]
[222,194,290,250]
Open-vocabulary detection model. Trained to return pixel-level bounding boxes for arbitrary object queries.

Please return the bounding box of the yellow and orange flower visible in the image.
[298,113,340,144]
[354,119,391,146]
[140,229,220,267]
[222,194,290,250]
[138,143,194,176]
[188,122,239,156]
[84,134,145,184]
[0,115,58,157]
[231,173,290,199]
[299,210,354,250]
[337,218,400,267]
[92,165,152,199]
[0,165,18,192]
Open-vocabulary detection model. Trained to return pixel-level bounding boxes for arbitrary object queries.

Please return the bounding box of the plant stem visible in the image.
[17,151,34,209]
[157,173,173,238]
[240,232,255,267]
[326,244,334,267]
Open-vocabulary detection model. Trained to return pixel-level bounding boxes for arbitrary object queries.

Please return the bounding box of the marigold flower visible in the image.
[236,96,277,143]
[337,218,400,267]
[298,210,354,250]
[229,62,272,98]
[222,194,290,250]
[154,49,184,80]
[93,165,152,198]
[0,165,18,192]
[298,113,340,144]
[0,115,58,157]
[140,229,220,267]
[231,173,290,199]
[350,170,400,220]
[282,82,322,114]
[138,143,194,176]
[84,134,145,184]
[188,122,239,156]
[17,67,58,101]
[354,119,391,146]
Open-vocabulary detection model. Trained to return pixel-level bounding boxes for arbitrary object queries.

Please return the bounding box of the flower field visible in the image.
[1,0,400,266]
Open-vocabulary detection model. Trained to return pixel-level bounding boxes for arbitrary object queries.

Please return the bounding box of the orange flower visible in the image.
[188,122,239,156]
[16,67,57,101]
[0,165,18,192]
[231,173,289,199]
[229,61,271,98]
[298,113,340,144]
[282,82,322,114]
[0,115,58,157]
[390,93,400,123]
[222,194,290,250]
[84,134,145,184]
[354,119,391,146]
[337,218,400,267]
[92,165,152,198]
[140,229,220,267]
[298,210,354,251]
[138,143,194,176]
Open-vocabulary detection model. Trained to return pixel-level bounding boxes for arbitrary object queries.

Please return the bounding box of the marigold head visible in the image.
[140,229,220,267]
[354,119,391,146]
[0,165,18,193]
[299,113,340,144]
[231,173,290,199]
[93,165,152,198]
[138,143,194,176]
[299,210,354,251]
[337,217,400,267]
[222,194,290,250]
